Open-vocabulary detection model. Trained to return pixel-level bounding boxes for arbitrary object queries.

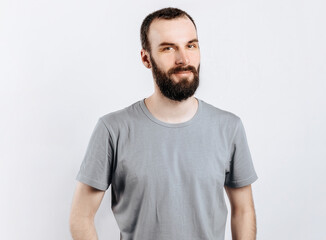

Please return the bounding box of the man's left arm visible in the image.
[225,184,257,240]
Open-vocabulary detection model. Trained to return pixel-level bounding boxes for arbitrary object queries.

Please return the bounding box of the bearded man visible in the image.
[70,7,258,240]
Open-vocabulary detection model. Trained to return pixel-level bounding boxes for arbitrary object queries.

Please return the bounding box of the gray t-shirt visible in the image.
[76,97,258,240]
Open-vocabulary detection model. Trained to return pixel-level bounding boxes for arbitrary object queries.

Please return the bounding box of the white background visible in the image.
[1,0,325,239]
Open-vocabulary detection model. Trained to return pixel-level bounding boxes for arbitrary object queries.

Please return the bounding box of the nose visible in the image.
[175,49,190,66]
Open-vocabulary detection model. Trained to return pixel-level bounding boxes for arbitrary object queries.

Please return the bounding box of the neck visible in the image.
[144,90,198,124]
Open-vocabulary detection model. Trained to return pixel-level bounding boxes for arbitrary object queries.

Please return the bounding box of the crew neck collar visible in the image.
[139,97,202,128]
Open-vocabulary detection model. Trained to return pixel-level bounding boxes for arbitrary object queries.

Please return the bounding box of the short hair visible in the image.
[140,7,197,53]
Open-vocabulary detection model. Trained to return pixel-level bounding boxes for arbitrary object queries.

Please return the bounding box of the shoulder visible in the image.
[97,100,142,132]
[199,99,242,128]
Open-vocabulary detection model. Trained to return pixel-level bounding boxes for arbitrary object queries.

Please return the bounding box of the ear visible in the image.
[140,49,152,69]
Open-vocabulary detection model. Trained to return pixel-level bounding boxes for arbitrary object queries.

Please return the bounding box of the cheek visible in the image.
[190,51,200,63]
[157,57,175,71]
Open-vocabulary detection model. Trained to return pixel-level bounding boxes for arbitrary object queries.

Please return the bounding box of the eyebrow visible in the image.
[158,38,199,47]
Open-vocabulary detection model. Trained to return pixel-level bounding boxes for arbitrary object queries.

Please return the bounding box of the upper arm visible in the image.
[70,181,106,220]
[224,184,255,213]
[225,117,258,188]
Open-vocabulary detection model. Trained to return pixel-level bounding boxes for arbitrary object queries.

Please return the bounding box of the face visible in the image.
[145,17,201,102]
[149,54,200,102]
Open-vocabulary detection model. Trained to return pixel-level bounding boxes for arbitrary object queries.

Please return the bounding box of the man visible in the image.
[70,7,258,240]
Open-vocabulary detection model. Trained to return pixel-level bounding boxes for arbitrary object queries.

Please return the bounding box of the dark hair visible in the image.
[140,7,197,53]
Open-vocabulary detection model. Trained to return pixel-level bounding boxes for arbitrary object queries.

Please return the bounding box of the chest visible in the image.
[112,125,229,192]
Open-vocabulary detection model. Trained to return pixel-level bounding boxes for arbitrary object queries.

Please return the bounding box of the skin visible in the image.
[70,16,257,240]
[70,182,105,240]
[140,17,201,123]
[225,185,257,240]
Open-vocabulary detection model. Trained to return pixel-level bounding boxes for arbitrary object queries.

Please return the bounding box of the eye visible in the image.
[188,44,197,49]
[163,47,173,51]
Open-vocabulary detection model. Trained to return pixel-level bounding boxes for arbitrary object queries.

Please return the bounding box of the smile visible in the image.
[174,71,192,75]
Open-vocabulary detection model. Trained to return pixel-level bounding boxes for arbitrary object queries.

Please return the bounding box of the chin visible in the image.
[174,76,193,82]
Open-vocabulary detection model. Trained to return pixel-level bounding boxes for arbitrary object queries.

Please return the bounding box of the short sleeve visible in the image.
[225,117,258,188]
[76,118,113,191]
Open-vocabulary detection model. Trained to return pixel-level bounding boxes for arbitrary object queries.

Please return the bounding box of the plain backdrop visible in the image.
[1,0,325,239]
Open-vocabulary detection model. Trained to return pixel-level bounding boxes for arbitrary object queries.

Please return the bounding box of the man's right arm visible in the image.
[69,182,106,240]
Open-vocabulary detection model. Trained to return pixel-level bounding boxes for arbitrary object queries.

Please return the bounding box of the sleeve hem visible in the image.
[76,174,109,191]
[224,174,258,188]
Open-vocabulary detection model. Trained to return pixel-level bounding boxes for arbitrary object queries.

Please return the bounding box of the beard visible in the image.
[149,55,200,102]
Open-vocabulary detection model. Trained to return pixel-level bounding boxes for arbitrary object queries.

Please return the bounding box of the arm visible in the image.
[224,184,257,240]
[69,182,106,240]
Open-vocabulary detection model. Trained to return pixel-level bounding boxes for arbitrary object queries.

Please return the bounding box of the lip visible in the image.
[174,71,192,75]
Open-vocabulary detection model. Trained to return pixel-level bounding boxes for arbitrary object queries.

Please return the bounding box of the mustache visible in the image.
[168,65,198,75]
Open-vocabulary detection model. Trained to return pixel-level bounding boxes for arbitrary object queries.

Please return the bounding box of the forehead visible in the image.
[148,17,197,48]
